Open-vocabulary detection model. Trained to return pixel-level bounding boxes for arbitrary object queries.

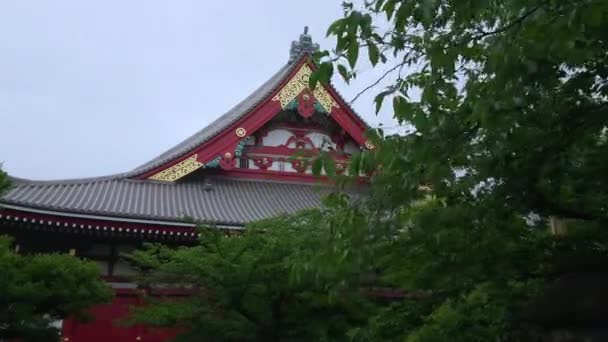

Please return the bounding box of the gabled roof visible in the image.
[130,29,371,181]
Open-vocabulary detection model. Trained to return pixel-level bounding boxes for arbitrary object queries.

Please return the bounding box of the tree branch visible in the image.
[350,59,407,104]
[472,6,541,40]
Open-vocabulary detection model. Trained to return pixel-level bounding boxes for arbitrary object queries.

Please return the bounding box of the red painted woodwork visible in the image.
[253,156,273,170]
[0,208,197,239]
[62,290,180,342]
[271,122,324,134]
[290,159,308,173]
[331,132,346,150]
[297,88,315,117]
[284,135,314,149]
[210,167,370,185]
[219,154,236,170]
[243,145,349,161]
[329,106,367,146]
[136,57,370,181]
[336,162,347,174]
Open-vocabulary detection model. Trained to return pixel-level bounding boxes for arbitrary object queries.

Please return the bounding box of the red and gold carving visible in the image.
[253,157,273,170]
[336,161,347,174]
[235,127,247,137]
[297,88,315,118]
[219,157,235,170]
[284,135,314,149]
[272,64,339,113]
[291,159,308,173]
[148,154,203,181]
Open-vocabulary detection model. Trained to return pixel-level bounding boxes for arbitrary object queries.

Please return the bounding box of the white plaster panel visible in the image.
[285,161,297,172]
[262,129,293,147]
[306,132,335,150]
[248,159,259,170]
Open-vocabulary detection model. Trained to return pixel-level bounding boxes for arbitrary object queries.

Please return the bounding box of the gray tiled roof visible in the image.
[2,177,333,225]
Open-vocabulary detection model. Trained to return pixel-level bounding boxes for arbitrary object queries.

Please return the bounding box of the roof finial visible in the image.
[288,26,319,64]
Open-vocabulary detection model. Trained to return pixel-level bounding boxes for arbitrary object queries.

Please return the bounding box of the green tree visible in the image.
[127,0,608,339]
[0,169,113,341]
[308,0,608,339]
[127,209,371,342]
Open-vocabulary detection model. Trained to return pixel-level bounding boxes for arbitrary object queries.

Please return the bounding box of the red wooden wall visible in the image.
[61,290,179,342]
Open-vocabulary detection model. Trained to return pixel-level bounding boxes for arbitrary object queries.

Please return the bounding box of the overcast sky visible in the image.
[0,1,401,180]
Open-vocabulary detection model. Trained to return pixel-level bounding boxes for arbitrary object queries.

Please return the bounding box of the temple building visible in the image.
[0,28,371,341]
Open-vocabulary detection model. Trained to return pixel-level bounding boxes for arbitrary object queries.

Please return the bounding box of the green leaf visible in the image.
[309,70,320,90]
[393,96,414,122]
[312,50,330,64]
[324,154,337,177]
[374,0,386,12]
[319,62,333,82]
[311,156,323,176]
[326,18,345,37]
[337,64,350,83]
[374,89,393,114]
[368,42,380,66]
[347,37,360,68]
[374,94,384,114]
[383,0,397,20]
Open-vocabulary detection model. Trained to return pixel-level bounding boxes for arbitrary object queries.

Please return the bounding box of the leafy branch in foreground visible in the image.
[0,235,113,340]
[0,167,112,341]
[128,0,608,340]
[126,210,373,342]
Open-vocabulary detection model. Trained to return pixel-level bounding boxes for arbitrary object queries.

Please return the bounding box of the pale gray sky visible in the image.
[0,1,400,180]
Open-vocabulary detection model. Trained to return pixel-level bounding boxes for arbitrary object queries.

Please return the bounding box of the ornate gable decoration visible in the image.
[272,64,339,114]
[141,27,369,183]
[148,154,204,181]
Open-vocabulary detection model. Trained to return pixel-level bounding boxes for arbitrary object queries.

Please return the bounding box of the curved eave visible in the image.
[0,204,241,242]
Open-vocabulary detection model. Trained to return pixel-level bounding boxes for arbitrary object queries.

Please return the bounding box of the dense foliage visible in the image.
[0,169,113,341]
[127,210,371,341]
[130,0,608,340]
[316,0,608,339]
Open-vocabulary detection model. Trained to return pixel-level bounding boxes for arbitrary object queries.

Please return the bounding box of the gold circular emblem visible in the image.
[365,140,375,150]
[235,127,247,137]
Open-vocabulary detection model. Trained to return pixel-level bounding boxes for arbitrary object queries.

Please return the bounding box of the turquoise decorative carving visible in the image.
[313,102,327,114]
[285,99,298,111]
[205,156,221,168]
[205,139,246,168]
[284,98,329,115]
[235,140,246,157]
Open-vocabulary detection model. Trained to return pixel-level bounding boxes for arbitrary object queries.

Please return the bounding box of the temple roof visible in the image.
[0,28,368,229]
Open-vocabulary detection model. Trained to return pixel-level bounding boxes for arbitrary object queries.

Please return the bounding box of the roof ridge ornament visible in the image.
[288,26,319,63]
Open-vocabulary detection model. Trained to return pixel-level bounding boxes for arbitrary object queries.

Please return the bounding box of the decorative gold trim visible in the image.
[148,154,204,181]
[272,64,339,113]
[365,140,376,150]
[235,127,247,137]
